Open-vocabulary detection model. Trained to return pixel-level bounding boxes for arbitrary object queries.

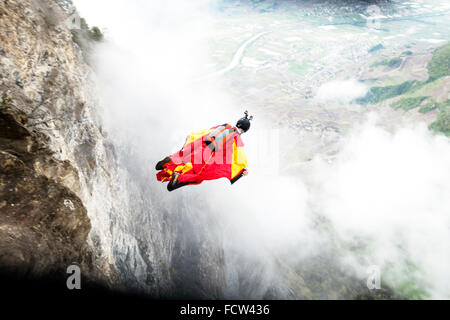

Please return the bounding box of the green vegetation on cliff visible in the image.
[427,42,450,81]
[356,80,423,105]
[358,43,450,107]
[80,18,104,42]
[70,17,104,63]
[371,57,402,68]
[391,96,427,111]
[418,99,438,114]
[355,42,450,137]
[429,100,450,136]
[385,260,430,299]
[417,98,450,114]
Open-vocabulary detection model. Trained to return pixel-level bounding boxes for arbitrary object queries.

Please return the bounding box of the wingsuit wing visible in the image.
[230,133,248,184]
[157,124,248,185]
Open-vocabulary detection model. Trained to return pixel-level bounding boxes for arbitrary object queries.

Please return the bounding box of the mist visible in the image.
[313,119,450,299]
[73,0,450,299]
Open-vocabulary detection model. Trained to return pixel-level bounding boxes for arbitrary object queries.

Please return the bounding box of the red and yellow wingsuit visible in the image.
[156,124,248,186]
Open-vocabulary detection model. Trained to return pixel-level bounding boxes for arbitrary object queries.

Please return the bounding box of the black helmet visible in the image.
[236,110,253,133]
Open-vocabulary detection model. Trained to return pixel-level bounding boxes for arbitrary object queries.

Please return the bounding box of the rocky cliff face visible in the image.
[0,0,228,297]
[0,0,116,286]
[0,106,91,277]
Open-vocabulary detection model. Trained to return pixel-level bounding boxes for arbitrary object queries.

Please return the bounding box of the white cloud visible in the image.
[316,79,368,104]
[313,121,450,298]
